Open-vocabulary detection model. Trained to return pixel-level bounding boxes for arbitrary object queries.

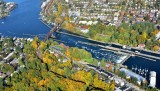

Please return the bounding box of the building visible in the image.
[65,0,69,3]
[149,71,156,88]
[138,44,146,49]
[120,68,146,85]
[155,32,160,40]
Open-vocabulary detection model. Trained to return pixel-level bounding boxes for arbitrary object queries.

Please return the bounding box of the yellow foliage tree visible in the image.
[142,32,147,39]
[153,46,159,51]
[153,30,159,35]
[93,74,110,90]
[38,80,45,86]
[110,81,115,91]
[58,78,86,91]
[64,23,76,32]
[71,70,93,86]
[40,41,47,51]
[57,2,62,15]
[31,36,39,50]
[33,77,39,84]
[42,51,57,64]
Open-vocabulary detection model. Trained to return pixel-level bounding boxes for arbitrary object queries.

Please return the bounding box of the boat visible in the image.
[135,51,140,54]
[131,54,135,56]
[123,45,126,49]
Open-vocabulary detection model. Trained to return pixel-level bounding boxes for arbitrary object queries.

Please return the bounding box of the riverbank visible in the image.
[0,2,17,19]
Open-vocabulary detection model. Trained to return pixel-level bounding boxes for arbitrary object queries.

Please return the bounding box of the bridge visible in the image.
[44,20,64,41]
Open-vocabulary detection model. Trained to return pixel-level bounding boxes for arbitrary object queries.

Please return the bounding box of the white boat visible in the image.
[135,51,140,54]
[131,54,135,56]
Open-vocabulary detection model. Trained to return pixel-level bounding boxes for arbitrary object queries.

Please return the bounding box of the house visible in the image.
[10,58,19,64]
[3,51,14,62]
[65,0,69,3]
[123,17,129,23]
[0,72,7,79]
[80,28,89,33]
[130,17,136,24]
[155,32,160,40]
[114,78,125,87]
[79,21,87,25]
[52,5,58,13]
[136,17,144,22]
[86,21,93,25]
[138,44,146,49]
[105,63,113,71]
[27,38,33,42]
[41,0,50,9]
[152,17,157,24]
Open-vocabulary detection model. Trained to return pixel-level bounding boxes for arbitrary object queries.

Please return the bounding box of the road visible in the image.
[44,0,55,16]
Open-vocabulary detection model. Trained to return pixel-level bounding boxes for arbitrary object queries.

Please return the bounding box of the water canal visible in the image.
[0,0,160,88]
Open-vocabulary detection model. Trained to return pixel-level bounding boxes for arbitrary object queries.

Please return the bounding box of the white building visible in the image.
[155,32,160,40]
[149,71,156,88]
[41,0,50,9]
[65,0,69,3]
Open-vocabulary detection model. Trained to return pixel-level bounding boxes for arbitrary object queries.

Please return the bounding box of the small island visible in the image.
[0,0,16,19]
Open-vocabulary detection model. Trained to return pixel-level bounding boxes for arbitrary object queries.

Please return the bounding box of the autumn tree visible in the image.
[31,36,39,50]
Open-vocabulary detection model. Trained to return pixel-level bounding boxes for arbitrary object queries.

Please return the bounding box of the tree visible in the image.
[1,63,14,73]
[57,2,62,16]
[40,41,47,52]
[65,67,71,78]
[42,51,57,65]
[131,77,138,84]
[118,71,126,78]
[93,74,110,91]
[100,59,106,67]
[153,46,159,51]
[31,36,39,50]
[71,70,93,86]
[144,14,150,21]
